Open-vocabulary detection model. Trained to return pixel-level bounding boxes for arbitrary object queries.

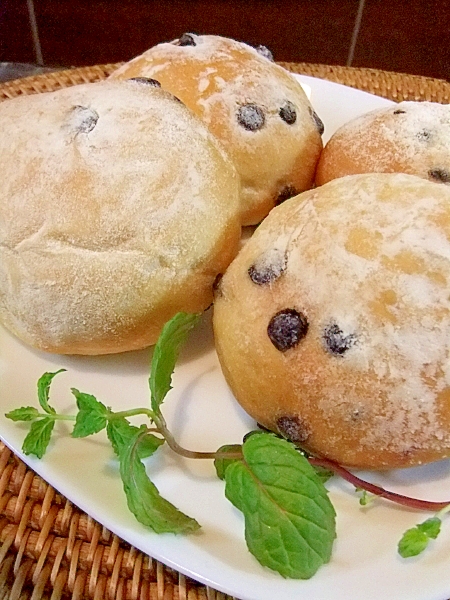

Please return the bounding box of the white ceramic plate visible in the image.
[2,75,450,600]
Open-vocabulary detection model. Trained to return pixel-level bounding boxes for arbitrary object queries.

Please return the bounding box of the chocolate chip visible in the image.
[267,309,308,352]
[428,168,450,183]
[308,106,324,135]
[417,129,432,142]
[279,101,297,125]
[128,77,161,87]
[237,104,265,131]
[212,273,224,298]
[71,105,99,134]
[276,185,298,205]
[393,109,406,114]
[248,264,278,285]
[277,415,310,443]
[248,250,286,285]
[323,323,357,355]
[176,33,196,46]
[255,45,274,61]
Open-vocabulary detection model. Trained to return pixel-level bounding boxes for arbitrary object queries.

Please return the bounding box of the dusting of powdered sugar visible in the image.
[246,173,450,455]
[330,101,450,177]
[109,33,320,218]
[0,79,240,352]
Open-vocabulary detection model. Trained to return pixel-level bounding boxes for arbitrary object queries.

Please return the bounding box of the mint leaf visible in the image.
[149,312,201,413]
[286,444,334,484]
[214,444,242,480]
[6,407,40,422]
[398,517,442,558]
[107,419,164,458]
[37,369,65,414]
[119,429,200,534]
[71,389,109,438]
[22,418,55,458]
[223,433,336,579]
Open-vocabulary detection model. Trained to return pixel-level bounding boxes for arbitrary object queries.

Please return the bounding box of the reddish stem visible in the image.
[309,456,450,511]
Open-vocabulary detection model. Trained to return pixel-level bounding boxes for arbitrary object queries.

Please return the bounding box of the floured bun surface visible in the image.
[316,101,450,186]
[0,79,241,355]
[110,34,323,225]
[213,173,450,469]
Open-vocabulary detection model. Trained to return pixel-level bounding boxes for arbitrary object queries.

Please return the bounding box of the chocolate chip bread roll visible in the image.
[0,79,241,355]
[316,101,450,186]
[213,173,450,469]
[110,34,324,225]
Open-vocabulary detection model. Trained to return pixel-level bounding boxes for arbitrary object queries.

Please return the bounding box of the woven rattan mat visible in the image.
[0,62,449,103]
[0,62,449,600]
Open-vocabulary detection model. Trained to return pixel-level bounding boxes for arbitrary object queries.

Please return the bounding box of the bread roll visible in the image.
[0,79,241,355]
[213,173,450,469]
[110,34,323,225]
[316,101,450,186]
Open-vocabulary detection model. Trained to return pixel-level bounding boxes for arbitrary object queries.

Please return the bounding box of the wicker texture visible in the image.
[280,62,450,103]
[0,62,449,104]
[0,61,449,600]
[0,442,234,600]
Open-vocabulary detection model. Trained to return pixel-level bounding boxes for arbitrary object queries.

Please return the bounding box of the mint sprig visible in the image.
[398,517,441,557]
[6,313,203,537]
[398,504,450,558]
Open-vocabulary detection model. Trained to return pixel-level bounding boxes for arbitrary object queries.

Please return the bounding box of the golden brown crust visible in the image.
[110,34,323,225]
[316,101,450,187]
[0,80,241,354]
[213,173,450,469]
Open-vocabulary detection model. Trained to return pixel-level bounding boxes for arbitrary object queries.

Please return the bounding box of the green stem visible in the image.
[48,413,76,421]
[153,412,243,461]
[105,406,242,461]
[108,408,156,421]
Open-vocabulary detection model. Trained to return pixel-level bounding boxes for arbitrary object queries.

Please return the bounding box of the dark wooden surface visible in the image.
[0,0,449,81]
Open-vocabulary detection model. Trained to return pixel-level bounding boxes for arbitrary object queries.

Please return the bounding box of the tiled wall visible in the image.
[0,0,448,81]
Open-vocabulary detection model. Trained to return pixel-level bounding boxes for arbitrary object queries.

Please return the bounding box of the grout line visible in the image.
[27,0,44,65]
[347,0,366,67]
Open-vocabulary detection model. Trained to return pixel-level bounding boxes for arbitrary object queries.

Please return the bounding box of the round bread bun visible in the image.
[0,79,241,355]
[110,34,324,225]
[316,101,450,187]
[213,173,450,470]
